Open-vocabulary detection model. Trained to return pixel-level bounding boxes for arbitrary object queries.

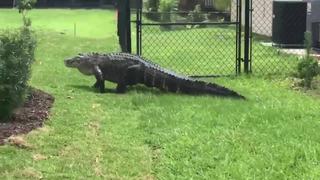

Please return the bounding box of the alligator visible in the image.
[64,52,245,99]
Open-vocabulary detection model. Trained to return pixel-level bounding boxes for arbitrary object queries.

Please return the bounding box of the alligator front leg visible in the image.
[92,80,100,89]
[115,69,128,93]
[93,66,105,93]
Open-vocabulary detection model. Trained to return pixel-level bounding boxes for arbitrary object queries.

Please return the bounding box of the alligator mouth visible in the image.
[64,59,74,68]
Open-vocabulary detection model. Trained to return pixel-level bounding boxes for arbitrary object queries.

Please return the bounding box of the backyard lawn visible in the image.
[0,9,320,179]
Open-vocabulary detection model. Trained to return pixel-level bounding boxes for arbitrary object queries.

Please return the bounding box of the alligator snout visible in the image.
[64,58,74,68]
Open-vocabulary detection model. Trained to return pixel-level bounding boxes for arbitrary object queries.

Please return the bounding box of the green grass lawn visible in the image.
[1,9,320,179]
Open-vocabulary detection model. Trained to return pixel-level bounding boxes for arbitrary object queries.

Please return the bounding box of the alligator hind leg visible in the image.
[115,65,141,94]
[116,83,127,93]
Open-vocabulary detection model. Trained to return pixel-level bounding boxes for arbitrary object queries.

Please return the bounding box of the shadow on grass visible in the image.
[127,85,162,95]
[68,85,116,93]
[67,84,245,99]
[68,84,163,95]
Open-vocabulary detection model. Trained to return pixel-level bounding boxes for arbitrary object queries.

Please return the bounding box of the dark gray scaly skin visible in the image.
[64,52,245,99]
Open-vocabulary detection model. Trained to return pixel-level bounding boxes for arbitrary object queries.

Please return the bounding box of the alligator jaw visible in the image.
[64,58,77,68]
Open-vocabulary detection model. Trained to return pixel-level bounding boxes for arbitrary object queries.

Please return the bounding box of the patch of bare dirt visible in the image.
[0,88,54,145]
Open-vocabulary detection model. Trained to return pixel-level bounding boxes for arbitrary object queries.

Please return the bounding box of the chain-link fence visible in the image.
[140,21,238,76]
[131,0,319,76]
[132,0,241,77]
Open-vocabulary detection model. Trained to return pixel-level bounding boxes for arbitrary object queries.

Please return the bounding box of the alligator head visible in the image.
[64,53,97,76]
[64,54,87,68]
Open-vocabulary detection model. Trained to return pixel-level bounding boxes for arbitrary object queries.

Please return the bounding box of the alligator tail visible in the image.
[179,79,245,99]
[142,68,245,99]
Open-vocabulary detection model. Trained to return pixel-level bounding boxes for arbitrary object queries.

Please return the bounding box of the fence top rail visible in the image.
[140,11,231,15]
[136,22,239,26]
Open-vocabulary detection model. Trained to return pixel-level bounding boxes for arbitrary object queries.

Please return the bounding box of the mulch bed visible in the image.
[0,89,55,145]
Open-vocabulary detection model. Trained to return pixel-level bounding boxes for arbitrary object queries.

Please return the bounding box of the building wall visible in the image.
[308,0,320,48]
[307,0,320,31]
[231,0,273,37]
[0,0,13,7]
[252,0,273,37]
[232,0,320,38]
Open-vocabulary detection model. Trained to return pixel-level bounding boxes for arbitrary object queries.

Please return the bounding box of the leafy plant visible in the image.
[159,0,178,22]
[0,0,36,121]
[295,32,320,88]
[144,0,161,21]
[296,58,319,88]
[17,0,37,26]
[187,4,207,23]
[213,0,231,11]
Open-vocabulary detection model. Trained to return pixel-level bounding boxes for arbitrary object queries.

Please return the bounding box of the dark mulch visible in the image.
[0,89,55,145]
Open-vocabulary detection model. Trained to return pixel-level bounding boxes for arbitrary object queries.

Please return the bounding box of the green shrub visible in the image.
[144,0,160,11]
[295,32,320,88]
[159,0,178,22]
[177,0,230,12]
[296,57,319,88]
[177,0,199,12]
[213,0,231,11]
[0,0,36,121]
[187,4,207,23]
[144,0,161,21]
[0,29,36,120]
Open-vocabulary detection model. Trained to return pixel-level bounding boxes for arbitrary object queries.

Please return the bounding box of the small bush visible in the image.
[144,0,160,11]
[0,0,36,121]
[187,4,207,23]
[213,0,231,11]
[145,11,161,22]
[159,0,178,22]
[296,57,319,88]
[177,0,199,12]
[144,0,161,21]
[0,29,36,121]
[295,32,320,89]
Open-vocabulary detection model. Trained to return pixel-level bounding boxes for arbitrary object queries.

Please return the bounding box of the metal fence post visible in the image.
[117,0,132,53]
[236,0,242,74]
[136,0,142,55]
[244,0,252,73]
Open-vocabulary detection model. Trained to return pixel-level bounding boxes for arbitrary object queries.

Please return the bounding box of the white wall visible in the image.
[231,0,273,37]
[252,0,273,37]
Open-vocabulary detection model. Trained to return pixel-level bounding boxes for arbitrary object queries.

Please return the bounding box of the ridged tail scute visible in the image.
[142,68,245,99]
[185,80,245,99]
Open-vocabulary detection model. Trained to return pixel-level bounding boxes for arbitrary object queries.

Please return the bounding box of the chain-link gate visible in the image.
[133,0,243,77]
[125,0,314,76]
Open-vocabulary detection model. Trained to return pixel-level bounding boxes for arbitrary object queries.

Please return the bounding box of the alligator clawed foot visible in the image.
[92,83,99,89]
